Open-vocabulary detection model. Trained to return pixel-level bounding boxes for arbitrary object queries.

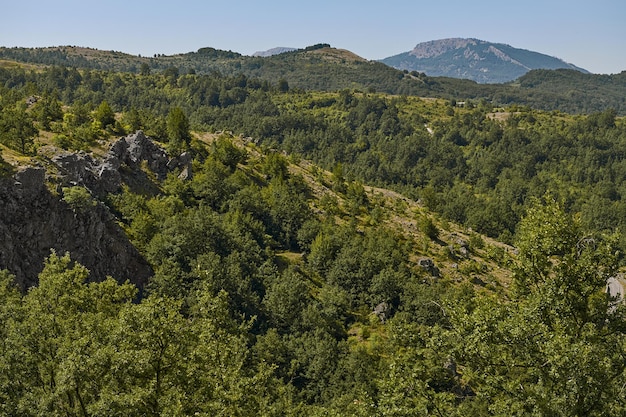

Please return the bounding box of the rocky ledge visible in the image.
[0,131,187,290]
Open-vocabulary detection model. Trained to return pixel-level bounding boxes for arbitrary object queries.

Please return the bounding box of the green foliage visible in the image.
[376,321,460,416]
[1,252,138,415]
[2,60,624,246]
[418,215,439,241]
[52,101,102,150]
[3,46,626,114]
[263,267,310,332]
[277,78,289,93]
[61,186,97,212]
[211,134,247,171]
[262,151,289,181]
[0,102,37,154]
[4,52,626,415]
[32,94,63,129]
[93,99,115,128]
[139,62,151,76]
[261,177,311,250]
[166,107,191,154]
[0,252,294,415]
[447,201,626,415]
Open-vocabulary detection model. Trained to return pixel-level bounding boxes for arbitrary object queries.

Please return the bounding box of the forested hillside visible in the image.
[2,63,624,247]
[1,60,626,415]
[2,44,625,114]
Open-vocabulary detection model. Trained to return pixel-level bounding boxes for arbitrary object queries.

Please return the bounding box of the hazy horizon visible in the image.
[2,0,625,74]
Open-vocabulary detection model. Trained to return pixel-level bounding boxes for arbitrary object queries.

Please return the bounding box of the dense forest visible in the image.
[1,59,626,415]
[2,64,625,246]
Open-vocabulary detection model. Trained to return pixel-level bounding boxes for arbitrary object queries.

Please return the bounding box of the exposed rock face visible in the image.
[0,167,152,290]
[52,130,192,196]
[252,47,297,57]
[418,257,440,277]
[0,131,189,291]
[381,38,588,83]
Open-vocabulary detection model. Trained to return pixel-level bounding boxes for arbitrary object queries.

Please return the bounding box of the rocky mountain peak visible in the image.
[409,38,480,58]
[252,47,297,57]
[382,38,587,83]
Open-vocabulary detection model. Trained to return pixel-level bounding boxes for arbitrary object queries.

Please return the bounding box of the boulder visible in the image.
[418,257,440,277]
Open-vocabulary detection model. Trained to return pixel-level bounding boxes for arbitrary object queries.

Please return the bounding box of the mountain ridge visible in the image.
[382,38,588,83]
[1,43,625,114]
[252,47,297,57]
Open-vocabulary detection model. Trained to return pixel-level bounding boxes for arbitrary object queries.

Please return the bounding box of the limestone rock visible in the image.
[49,130,192,196]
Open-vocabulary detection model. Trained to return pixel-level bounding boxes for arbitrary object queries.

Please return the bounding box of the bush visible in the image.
[0,152,14,178]
[418,216,439,241]
[62,186,96,212]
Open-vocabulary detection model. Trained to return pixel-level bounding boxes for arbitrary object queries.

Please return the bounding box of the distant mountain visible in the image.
[252,47,297,57]
[381,38,588,83]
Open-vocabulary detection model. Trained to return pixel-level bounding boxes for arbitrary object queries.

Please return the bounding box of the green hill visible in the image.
[1,44,625,114]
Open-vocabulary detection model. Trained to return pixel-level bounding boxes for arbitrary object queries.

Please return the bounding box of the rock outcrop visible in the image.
[0,131,188,290]
[418,257,440,278]
[52,130,192,196]
[0,167,152,290]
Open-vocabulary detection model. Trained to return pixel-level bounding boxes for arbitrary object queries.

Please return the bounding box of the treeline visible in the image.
[2,46,626,114]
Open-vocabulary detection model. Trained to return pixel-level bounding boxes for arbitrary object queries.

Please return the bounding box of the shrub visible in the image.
[62,186,96,212]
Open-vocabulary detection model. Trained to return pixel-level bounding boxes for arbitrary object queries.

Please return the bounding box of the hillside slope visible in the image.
[1,44,624,114]
[1,74,625,414]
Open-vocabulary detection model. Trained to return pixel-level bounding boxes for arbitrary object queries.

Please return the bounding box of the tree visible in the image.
[62,186,97,213]
[277,78,289,93]
[139,63,151,76]
[263,267,309,332]
[211,135,247,171]
[376,320,461,416]
[261,178,311,250]
[0,103,38,154]
[418,215,439,241]
[103,295,191,416]
[166,107,191,154]
[449,198,626,416]
[33,94,63,130]
[5,252,136,415]
[93,100,115,129]
[163,66,179,80]
[0,270,23,415]
[261,152,289,181]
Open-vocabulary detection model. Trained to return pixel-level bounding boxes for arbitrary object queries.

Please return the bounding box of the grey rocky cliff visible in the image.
[0,131,190,290]
[52,130,192,196]
[0,166,151,290]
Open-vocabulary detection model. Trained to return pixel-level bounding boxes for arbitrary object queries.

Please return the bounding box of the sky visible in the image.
[2,0,625,74]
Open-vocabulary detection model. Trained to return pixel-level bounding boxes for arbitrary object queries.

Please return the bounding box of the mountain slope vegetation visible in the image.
[1,44,625,114]
[0,56,626,415]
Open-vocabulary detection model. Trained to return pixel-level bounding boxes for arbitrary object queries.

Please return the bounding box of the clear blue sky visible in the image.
[2,0,625,74]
